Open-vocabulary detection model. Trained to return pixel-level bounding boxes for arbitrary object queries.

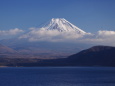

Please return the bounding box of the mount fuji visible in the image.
[40,18,86,34]
[20,18,89,42]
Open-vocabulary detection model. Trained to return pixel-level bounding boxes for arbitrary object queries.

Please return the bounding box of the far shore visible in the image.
[0,66,8,67]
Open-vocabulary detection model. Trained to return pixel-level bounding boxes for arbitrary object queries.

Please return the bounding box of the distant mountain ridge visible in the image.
[0,44,17,54]
[67,45,115,66]
[0,45,115,67]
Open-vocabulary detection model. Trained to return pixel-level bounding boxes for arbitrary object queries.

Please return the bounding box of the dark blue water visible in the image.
[0,67,115,86]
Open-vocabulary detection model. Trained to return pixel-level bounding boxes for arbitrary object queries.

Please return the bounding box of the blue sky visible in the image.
[0,0,115,33]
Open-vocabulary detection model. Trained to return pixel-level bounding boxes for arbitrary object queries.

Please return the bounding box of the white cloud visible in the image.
[97,30,115,38]
[19,27,90,42]
[0,28,24,40]
[0,28,24,36]
[80,30,115,46]
[19,28,115,46]
[96,30,115,45]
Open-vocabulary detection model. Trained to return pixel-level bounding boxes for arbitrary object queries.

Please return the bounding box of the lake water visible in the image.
[0,67,115,86]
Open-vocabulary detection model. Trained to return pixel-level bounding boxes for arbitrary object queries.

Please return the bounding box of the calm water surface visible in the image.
[0,67,115,86]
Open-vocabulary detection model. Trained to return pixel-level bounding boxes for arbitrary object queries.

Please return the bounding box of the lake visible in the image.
[0,67,115,86]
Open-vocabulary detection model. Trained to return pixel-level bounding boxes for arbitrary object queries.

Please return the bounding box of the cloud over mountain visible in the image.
[0,28,24,39]
[96,30,115,45]
[80,30,115,46]
[20,29,115,45]
[0,18,112,46]
[18,18,115,46]
[0,28,24,36]
[19,28,90,42]
[19,18,91,42]
[97,30,115,38]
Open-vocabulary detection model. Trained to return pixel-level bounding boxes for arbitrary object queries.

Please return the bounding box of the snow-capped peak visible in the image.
[40,18,86,34]
[19,18,90,42]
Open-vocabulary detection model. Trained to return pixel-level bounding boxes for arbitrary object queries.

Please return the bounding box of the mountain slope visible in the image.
[67,46,115,66]
[0,39,87,59]
[0,44,17,54]
[20,18,88,41]
[41,18,86,34]
[0,45,115,67]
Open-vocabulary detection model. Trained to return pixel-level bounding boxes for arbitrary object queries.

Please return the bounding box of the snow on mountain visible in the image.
[40,18,86,34]
[20,18,89,42]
